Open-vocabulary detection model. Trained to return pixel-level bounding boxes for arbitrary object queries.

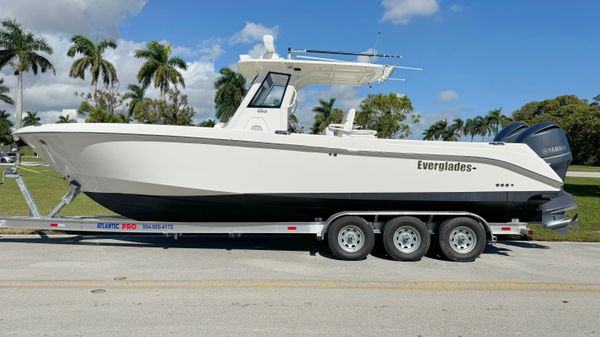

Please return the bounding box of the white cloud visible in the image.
[449,4,463,12]
[198,44,224,62]
[321,86,363,111]
[230,22,279,44]
[38,109,84,124]
[180,61,218,121]
[0,0,147,38]
[247,43,267,59]
[356,48,377,64]
[410,107,462,140]
[293,85,364,132]
[381,0,440,25]
[438,89,459,103]
[172,43,224,62]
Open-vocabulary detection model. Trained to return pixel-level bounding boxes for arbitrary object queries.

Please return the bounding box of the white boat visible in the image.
[15,35,576,231]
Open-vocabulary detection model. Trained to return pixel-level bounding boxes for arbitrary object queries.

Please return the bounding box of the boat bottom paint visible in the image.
[85,191,551,223]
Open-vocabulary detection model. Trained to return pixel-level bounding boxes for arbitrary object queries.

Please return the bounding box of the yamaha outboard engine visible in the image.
[493,122,529,143]
[496,122,576,233]
[494,122,572,180]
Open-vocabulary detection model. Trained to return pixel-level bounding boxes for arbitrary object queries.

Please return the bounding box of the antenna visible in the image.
[370,31,381,63]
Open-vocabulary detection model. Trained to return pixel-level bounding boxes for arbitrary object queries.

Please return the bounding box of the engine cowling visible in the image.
[494,122,572,180]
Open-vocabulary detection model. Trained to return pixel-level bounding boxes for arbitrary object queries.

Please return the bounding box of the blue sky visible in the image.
[1,0,599,137]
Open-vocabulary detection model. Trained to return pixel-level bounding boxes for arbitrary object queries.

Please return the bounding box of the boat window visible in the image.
[249,72,290,108]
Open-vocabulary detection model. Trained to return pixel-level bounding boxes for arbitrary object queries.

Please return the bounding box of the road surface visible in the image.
[566,171,600,178]
[0,234,599,337]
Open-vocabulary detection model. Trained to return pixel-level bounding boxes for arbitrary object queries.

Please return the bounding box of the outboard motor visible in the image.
[493,122,529,143]
[514,122,572,180]
[496,122,576,233]
[496,122,572,180]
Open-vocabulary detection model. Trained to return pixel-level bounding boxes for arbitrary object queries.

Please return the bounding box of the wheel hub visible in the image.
[449,226,477,254]
[392,226,421,254]
[337,225,365,253]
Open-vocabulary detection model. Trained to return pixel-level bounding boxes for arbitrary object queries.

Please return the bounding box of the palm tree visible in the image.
[288,113,303,133]
[57,114,76,123]
[422,121,441,140]
[0,109,12,145]
[214,67,246,123]
[22,111,40,126]
[463,118,478,142]
[198,118,216,127]
[451,118,464,140]
[0,78,14,105]
[0,109,12,127]
[422,126,435,140]
[135,41,187,99]
[0,19,55,130]
[500,115,513,128]
[473,115,490,141]
[123,84,147,118]
[67,35,118,89]
[442,125,460,141]
[422,120,448,140]
[311,98,337,134]
[485,108,503,136]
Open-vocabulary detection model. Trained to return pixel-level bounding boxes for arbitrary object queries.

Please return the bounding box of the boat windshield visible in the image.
[249,72,290,108]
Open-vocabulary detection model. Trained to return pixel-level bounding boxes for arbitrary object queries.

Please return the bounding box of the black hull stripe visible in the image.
[24,130,563,189]
[85,191,549,223]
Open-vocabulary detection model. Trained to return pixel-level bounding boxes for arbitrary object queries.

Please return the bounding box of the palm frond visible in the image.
[97,39,117,53]
[168,56,187,70]
[29,53,56,74]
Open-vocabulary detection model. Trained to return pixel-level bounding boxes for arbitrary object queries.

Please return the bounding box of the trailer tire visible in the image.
[438,217,486,262]
[327,216,374,261]
[383,216,430,261]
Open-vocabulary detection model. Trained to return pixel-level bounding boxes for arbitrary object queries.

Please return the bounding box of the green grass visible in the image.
[0,166,599,241]
[20,156,44,162]
[0,166,115,217]
[569,165,600,172]
[20,146,44,162]
[20,146,34,156]
[531,176,600,241]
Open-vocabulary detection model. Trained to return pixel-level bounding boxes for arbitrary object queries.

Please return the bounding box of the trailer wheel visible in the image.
[327,216,374,261]
[438,217,486,262]
[383,216,430,261]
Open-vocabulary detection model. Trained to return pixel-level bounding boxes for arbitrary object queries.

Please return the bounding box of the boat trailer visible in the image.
[1,166,544,261]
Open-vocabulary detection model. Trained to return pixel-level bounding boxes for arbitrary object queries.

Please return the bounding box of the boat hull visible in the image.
[15,123,564,223]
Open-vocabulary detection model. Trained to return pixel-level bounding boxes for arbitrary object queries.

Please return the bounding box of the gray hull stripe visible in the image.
[24,131,563,189]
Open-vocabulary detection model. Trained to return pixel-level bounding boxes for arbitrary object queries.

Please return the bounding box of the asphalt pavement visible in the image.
[566,171,600,178]
[0,234,599,337]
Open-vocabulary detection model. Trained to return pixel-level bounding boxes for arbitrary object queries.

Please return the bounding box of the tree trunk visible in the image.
[15,72,23,166]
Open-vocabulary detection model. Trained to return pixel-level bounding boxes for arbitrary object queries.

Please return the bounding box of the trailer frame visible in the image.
[0,166,535,242]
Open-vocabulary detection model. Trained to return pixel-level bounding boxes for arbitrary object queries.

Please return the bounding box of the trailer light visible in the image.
[501,227,510,231]
[287,226,297,231]
[50,223,58,227]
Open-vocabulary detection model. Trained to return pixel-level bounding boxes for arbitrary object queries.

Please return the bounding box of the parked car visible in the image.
[0,152,16,163]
